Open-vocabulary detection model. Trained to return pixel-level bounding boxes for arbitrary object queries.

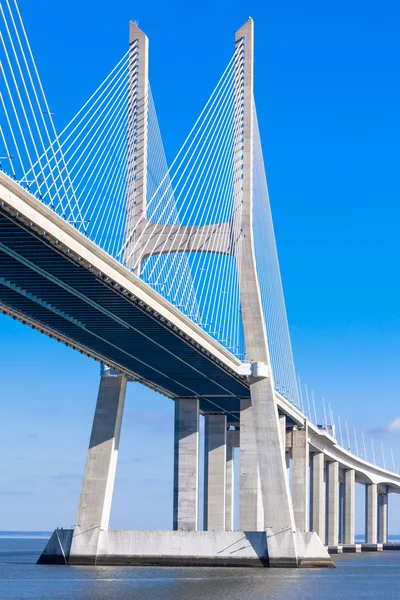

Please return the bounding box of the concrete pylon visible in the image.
[69,371,127,564]
[124,21,149,273]
[234,18,331,568]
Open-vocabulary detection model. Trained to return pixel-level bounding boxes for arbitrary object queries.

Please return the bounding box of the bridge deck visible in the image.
[0,174,249,415]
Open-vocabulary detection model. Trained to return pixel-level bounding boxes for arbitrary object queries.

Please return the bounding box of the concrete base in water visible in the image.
[328,543,386,554]
[342,544,362,553]
[38,529,334,568]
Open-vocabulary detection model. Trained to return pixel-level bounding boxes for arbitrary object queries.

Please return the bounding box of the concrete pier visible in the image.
[173,398,199,531]
[378,489,388,544]
[239,398,263,531]
[69,372,127,565]
[279,414,290,482]
[310,452,325,540]
[343,469,355,545]
[339,481,344,543]
[204,414,227,532]
[326,461,339,546]
[292,426,309,531]
[225,429,236,531]
[365,483,378,544]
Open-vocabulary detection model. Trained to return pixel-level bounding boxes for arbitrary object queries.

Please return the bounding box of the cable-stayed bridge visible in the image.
[1,1,399,568]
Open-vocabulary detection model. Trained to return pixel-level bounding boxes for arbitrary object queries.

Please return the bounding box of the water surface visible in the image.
[1,536,399,599]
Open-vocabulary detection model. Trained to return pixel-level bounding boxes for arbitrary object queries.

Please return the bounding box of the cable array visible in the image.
[252,102,301,408]
[0,0,81,223]
[2,2,399,466]
[119,43,245,357]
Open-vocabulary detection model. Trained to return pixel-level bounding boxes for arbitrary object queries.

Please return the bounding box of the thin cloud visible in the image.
[388,417,400,433]
[368,417,400,438]
[125,410,173,434]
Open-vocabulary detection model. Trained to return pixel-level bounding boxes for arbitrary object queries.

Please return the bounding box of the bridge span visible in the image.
[0,5,399,568]
[2,170,399,565]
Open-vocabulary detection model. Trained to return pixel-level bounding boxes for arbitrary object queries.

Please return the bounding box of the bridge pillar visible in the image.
[338,480,344,543]
[173,398,199,531]
[239,398,263,531]
[365,483,378,544]
[378,488,388,544]
[279,414,290,482]
[292,426,309,532]
[326,460,339,546]
[343,469,355,545]
[310,452,325,541]
[204,414,227,531]
[225,428,237,531]
[69,371,127,564]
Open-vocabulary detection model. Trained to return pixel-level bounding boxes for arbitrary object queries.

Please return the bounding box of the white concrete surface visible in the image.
[239,398,263,531]
[378,490,388,544]
[204,414,227,532]
[326,461,339,546]
[69,373,127,564]
[292,426,309,532]
[311,452,325,541]
[173,398,199,531]
[365,483,378,544]
[225,429,235,531]
[343,469,355,545]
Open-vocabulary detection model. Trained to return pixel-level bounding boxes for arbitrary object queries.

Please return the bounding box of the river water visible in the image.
[1,535,399,600]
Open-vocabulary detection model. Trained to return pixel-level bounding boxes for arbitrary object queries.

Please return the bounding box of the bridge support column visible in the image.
[173,398,199,531]
[326,461,339,546]
[204,414,227,531]
[378,488,388,544]
[279,414,290,482]
[339,481,344,543]
[225,428,236,531]
[310,452,325,541]
[365,483,378,544]
[343,469,355,545]
[69,371,127,564]
[292,426,309,532]
[239,398,263,531]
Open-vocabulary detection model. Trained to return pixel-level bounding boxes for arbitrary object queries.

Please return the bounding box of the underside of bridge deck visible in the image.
[0,208,249,408]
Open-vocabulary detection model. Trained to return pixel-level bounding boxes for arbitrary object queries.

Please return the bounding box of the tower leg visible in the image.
[249,378,298,566]
[173,398,199,531]
[69,372,127,564]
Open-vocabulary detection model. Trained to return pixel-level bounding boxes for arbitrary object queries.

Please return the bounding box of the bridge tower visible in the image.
[40,17,331,569]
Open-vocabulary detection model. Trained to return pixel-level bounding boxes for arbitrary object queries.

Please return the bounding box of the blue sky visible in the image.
[1,0,400,533]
